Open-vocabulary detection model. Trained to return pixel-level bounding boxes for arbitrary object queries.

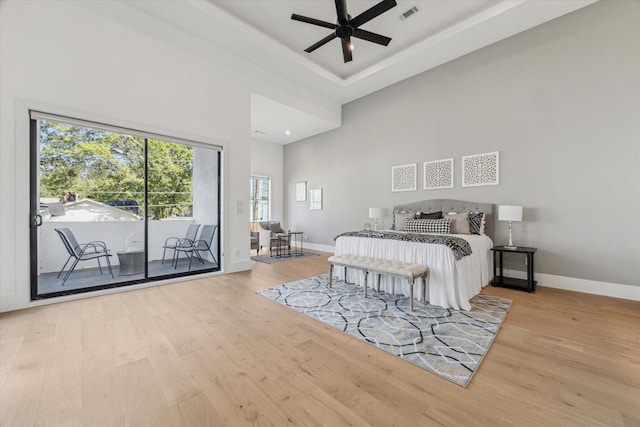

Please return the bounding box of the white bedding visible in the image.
[333,231,494,311]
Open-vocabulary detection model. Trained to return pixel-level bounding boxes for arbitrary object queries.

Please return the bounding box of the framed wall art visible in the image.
[295,181,307,201]
[310,188,323,210]
[424,158,454,190]
[462,151,499,187]
[391,163,417,192]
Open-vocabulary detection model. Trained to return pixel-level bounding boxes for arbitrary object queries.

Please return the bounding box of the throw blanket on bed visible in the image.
[334,231,472,260]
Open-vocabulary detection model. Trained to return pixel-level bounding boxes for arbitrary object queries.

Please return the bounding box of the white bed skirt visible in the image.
[333,233,493,311]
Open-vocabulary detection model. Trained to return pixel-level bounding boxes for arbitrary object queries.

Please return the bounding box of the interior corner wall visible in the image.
[0,1,256,312]
[250,139,284,223]
[284,0,640,288]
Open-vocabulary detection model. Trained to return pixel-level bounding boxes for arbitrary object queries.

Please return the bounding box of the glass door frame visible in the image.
[29,112,221,300]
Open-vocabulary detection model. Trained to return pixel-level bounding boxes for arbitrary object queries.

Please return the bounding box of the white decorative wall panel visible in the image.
[424,158,454,190]
[392,163,417,192]
[462,151,499,187]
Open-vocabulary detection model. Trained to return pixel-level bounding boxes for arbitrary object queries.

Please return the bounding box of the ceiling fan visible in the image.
[291,0,397,63]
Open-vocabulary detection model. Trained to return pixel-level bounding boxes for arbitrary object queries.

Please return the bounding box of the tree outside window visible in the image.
[39,120,194,220]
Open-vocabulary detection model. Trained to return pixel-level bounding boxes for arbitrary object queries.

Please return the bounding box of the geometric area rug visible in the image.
[257,274,512,387]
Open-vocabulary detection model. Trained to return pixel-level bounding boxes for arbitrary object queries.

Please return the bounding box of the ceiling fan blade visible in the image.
[305,33,338,53]
[291,14,338,30]
[350,0,397,28]
[341,37,353,63]
[335,0,349,25]
[352,28,391,46]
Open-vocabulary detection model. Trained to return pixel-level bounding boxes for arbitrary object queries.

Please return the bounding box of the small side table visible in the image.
[270,234,291,258]
[289,231,303,256]
[490,246,537,292]
[117,250,145,276]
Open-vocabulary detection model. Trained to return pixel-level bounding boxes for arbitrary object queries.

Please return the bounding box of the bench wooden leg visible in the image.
[328,263,334,287]
[408,278,414,311]
[421,274,427,303]
[364,270,368,298]
[422,273,429,303]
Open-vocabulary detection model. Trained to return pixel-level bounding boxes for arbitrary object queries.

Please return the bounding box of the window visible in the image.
[250,176,270,223]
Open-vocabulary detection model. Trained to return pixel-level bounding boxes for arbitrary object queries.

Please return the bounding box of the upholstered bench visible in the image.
[328,255,428,311]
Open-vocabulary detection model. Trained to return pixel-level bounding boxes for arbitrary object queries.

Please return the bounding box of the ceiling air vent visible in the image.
[399,6,419,21]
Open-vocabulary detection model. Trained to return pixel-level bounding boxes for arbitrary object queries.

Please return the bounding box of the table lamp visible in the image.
[369,207,382,231]
[498,205,523,249]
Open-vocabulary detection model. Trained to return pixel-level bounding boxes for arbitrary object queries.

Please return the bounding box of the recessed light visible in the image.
[285,130,291,135]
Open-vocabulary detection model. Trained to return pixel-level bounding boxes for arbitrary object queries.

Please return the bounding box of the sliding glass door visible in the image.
[30,113,220,300]
[147,142,220,278]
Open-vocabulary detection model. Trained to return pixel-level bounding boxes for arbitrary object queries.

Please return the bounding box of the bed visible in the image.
[333,199,495,311]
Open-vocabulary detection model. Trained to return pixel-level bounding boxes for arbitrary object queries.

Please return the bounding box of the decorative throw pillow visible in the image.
[468,212,486,235]
[419,211,442,220]
[444,211,471,234]
[392,211,417,231]
[268,222,283,233]
[405,218,451,234]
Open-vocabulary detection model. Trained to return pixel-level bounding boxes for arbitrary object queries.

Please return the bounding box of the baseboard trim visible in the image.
[536,273,640,301]
[304,242,335,253]
[498,269,639,301]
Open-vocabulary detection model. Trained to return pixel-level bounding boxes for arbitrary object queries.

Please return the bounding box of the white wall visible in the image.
[193,147,220,260]
[250,139,284,224]
[284,1,640,290]
[0,1,335,312]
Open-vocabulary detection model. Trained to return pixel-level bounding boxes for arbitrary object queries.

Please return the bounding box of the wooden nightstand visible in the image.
[490,246,537,292]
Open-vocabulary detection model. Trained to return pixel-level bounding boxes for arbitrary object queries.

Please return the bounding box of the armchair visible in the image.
[257,221,284,253]
[174,224,218,270]
[257,221,294,256]
[54,228,113,285]
[162,224,200,265]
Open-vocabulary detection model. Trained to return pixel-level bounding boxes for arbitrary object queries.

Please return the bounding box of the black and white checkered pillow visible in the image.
[468,212,486,235]
[405,218,451,234]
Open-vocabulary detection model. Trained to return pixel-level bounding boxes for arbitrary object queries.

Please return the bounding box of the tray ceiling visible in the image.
[122,0,598,143]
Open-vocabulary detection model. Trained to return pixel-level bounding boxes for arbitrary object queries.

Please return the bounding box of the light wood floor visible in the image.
[1,250,639,426]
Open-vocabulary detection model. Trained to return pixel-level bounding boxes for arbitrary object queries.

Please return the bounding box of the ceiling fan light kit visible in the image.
[291,0,397,63]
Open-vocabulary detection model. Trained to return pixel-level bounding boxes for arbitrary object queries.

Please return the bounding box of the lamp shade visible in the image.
[498,205,523,222]
[369,207,382,219]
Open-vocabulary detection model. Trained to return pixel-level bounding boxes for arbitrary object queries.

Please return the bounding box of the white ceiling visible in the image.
[126,0,598,144]
[216,0,505,80]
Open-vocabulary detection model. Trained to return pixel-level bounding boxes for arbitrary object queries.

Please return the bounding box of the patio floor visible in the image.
[37,257,219,295]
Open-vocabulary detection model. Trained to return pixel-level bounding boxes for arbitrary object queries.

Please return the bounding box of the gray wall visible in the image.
[284,0,640,287]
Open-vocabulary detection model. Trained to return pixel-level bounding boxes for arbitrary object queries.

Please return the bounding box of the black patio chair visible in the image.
[161,223,200,265]
[54,228,113,285]
[173,224,218,271]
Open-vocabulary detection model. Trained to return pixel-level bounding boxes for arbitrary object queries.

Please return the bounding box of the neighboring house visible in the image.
[41,198,141,222]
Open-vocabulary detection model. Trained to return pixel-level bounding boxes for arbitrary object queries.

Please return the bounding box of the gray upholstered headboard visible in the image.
[392,199,495,240]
